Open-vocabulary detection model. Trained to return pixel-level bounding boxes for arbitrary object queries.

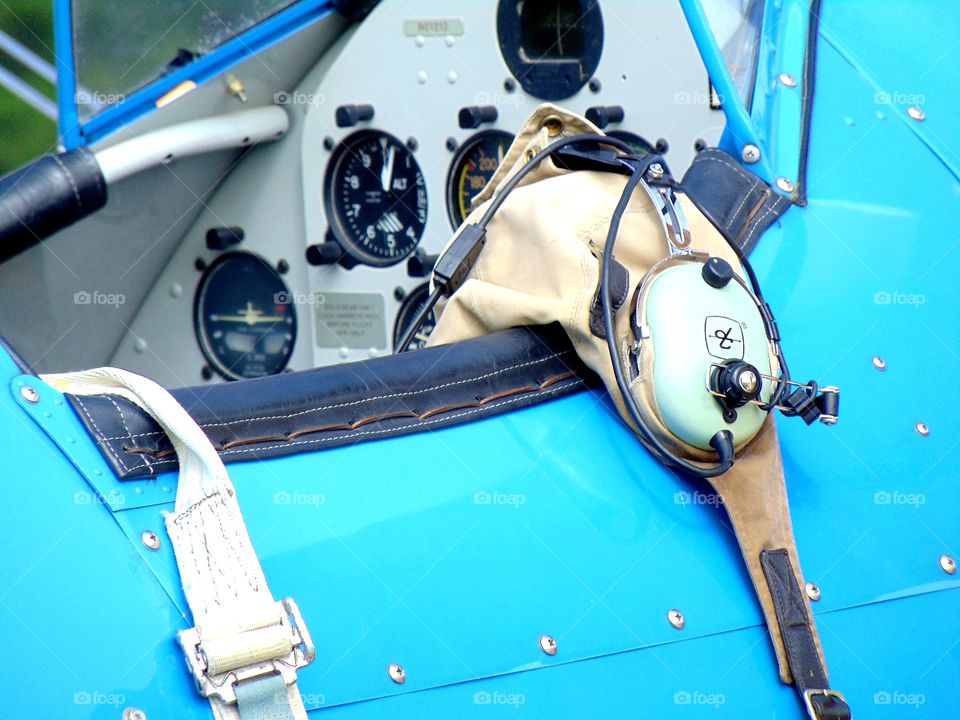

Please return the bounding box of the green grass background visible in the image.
[0,0,56,174]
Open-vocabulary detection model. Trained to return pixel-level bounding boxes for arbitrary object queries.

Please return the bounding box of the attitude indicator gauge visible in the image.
[194,252,296,380]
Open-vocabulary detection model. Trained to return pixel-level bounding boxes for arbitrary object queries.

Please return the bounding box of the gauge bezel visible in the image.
[605,130,656,157]
[445,129,515,229]
[193,251,296,381]
[393,282,436,352]
[323,129,428,268]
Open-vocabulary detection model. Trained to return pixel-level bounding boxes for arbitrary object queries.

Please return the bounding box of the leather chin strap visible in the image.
[705,419,850,719]
[42,368,315,720]
[760,550,851,719]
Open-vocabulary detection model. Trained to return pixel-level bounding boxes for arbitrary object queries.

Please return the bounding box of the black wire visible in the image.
[395,286,443,353]
[477,133,634,229]
[397,133,632,353]
[601,164,734,478]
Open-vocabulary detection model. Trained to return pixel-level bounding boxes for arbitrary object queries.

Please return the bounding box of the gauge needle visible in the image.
[381,141,395,192]
[210,301,285,325]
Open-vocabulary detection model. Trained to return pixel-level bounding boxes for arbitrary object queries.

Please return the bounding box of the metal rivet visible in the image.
[134,338,148,354]
[388,663,405,684]
[667,609,685,629]
[447,71,458,84]
[915,422,930,437]
[871,356,887,371]
[778,72,797,87]
[169,283,183,299]
[416,71,427,84]
[19,386,39,404]
[776,177,795,193]
[741,144,761,164]
[539,634,557,655]
[542,115,564,137]
[940,555,956,575]
[122,709,147,720]
[141,531,161,551]
[907,106,925,121]
[445,35,455,47]
[647,163,665,180]
[414,35,425,47]
[805,582,821,601]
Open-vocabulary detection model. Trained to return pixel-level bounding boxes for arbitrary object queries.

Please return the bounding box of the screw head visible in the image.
[122,708,147,720]
[778,72,798,87]
[776,177,795,193]
[915,422,930,437]
[647,163,665,180]
[741,144,761,163]
[19,386,39,404]
[907,106,925,121]
[141,531,161,551]
[871,356,887,371]
[539,634,557,655]
[667,609,685,629]
[388,663,405,684]
[940,555,956,575]
[737,369,759,395]
[805,582,821,601]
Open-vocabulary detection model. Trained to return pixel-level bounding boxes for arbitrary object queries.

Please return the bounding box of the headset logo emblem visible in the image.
[705,316,744,360]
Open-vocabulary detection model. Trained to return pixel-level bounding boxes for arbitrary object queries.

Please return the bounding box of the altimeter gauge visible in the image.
[324,130,428,267]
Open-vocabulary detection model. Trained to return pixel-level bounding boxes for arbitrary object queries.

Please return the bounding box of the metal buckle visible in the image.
[178,597,316,704]
[803,688,847,719]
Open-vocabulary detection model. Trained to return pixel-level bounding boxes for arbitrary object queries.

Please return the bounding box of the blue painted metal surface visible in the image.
[52,0,81,148]
[54,0,335,149]
[3,1,958,717]
[750,0,809,189]
[680,0,774,183]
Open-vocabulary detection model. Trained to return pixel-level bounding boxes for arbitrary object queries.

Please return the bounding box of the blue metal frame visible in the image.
[679,0,774,183]
[750,0,811,192]
[54,0,335,149]
[680,0,814,193]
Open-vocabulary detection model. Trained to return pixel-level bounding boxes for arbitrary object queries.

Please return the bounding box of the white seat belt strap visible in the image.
[42,368,315,720]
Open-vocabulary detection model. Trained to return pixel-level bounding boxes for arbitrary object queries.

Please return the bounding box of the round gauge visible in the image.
[393,283,437,351]
[607,130,657,158]
[194,253,296,380]
[324,130,428,267]
[446,130,514,227]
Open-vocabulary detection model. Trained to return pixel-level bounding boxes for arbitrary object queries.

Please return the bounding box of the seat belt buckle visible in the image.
[178,597,316,704]
[803,688,849,719]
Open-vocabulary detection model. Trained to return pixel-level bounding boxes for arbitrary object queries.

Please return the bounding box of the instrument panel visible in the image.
[110,0,725,387]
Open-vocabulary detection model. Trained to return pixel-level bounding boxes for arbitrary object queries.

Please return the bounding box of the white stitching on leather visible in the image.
[133,378,584,471]
[743,202,780,246]
[696,154,755,184]
[730,185,758,226]
[99,350,572,441]
[106,396,151,472]
[73,395,129,473]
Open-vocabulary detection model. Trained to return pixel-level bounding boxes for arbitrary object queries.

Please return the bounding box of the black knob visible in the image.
[407,249,438,278]
[702,256,734,288]
[335,104,375,128]
[711,360,762,409]
[306,241,343,266]
[585,105,625,129]
[205,226,244,251]
[458,105,498,129]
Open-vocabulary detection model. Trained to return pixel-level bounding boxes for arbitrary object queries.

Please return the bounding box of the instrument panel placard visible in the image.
[314,292,387,350]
